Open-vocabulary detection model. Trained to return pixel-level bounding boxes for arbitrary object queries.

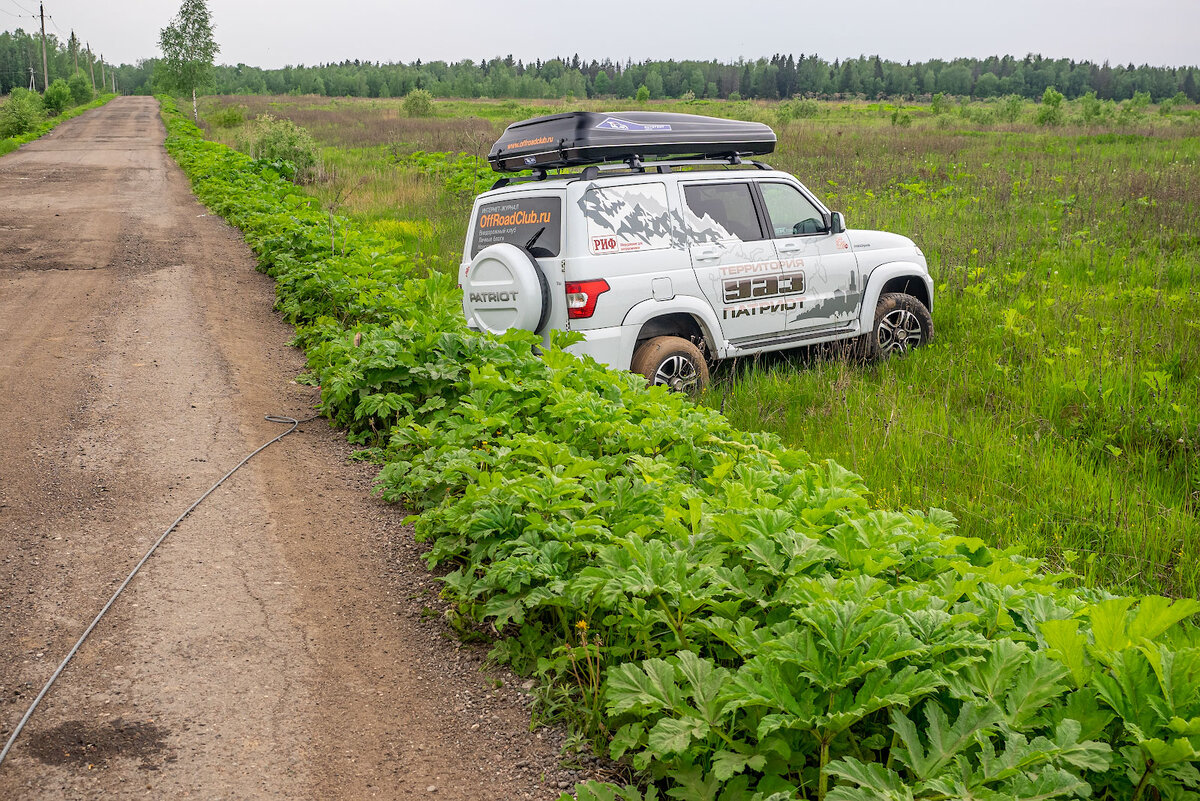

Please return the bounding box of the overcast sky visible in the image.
[3,0,1197,70]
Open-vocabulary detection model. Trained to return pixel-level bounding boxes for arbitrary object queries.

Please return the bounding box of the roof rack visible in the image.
[488,111,776,174]
[489,155,775,191]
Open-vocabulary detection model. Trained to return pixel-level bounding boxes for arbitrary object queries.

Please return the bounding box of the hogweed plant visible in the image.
[161,96,1200,801]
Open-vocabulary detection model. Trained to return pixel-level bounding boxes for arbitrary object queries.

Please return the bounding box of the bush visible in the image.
[727,90,741,101]
[68,71,93,105]
[0,88,45,137]
[1158,91,1189,115]
[402,88,434,117]
[890,108,912,127]
[1034,86,1065,126]
[1118,91,1151,126]
[42,78,72,116]
[777,97,819,124]
[209,105,245,128]
[1079,91,1115,126]
[237,114,319,182]
[996,94,1024,123]
[635,84,650,102]
[930,91,948,115]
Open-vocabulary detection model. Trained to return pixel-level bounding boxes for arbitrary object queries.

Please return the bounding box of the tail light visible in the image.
[565,279,610,319]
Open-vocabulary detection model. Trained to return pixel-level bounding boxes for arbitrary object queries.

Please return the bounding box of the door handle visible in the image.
[694,246,723,261]
[776,241,803,254]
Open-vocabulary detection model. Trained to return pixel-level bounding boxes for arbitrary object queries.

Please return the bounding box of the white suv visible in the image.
[459,111,933,390]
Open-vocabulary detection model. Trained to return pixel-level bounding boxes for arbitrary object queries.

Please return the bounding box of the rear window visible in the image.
[471,196,561,258]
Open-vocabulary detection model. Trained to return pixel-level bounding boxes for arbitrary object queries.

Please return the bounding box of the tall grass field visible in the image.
[200,93,1199,599]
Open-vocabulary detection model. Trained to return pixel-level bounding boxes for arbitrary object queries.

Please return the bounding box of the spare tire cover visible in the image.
[462,243,549,335]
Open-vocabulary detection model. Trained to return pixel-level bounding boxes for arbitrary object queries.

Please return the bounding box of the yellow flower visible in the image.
[575,620,589,632]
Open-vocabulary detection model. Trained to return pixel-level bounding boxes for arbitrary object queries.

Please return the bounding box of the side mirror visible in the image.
[830,211,846,234]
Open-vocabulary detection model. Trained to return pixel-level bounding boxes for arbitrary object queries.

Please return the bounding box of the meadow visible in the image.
[199,93,1200,599]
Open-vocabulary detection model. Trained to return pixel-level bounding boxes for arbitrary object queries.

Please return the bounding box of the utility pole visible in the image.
[87,43,95,88]
[39,2,49,91]
[72,30,77,73]
[100,55,105,90]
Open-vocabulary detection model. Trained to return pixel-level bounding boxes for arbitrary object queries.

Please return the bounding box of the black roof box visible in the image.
[488,111,776,173]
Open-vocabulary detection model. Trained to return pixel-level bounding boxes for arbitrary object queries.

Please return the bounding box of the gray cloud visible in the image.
[6,0,1197,71]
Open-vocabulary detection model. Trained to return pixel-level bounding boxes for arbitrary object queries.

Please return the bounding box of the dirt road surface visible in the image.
[0,97,590,799]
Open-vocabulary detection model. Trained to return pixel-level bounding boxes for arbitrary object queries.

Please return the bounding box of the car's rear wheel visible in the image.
[630,336,709,393]
[860,292,933,361]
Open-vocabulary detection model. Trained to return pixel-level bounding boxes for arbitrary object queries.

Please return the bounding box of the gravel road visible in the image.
[0,97,590,800]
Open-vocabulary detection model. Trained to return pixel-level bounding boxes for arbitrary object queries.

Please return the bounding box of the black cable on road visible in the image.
[0,413,318,769]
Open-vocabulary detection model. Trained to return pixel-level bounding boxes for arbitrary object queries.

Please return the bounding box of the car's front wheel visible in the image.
[861,292,933,360]
[630,336,710,393]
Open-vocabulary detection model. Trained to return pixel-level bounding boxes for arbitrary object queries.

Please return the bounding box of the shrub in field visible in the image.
[209,104,245,128]
[237,113,319,182]
[68,71,93,105]
[42,78,72,115]
[997,94,1024,123]
[159,97,1200,801]
[930,92,949,116]
[1158,91,1189,116]
[0,88,45,137]
[1118,91,1151,126]
[890,108,912,127]
[1035,86,1065,127]
[402,88,434,117]
[636,84,651,102]
[777,97,819,124]
[1079,91,1116,126]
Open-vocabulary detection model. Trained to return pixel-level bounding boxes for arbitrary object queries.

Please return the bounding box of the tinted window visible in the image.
[471,196,561,257]
[682,183,765,241]
[760,183,826,237]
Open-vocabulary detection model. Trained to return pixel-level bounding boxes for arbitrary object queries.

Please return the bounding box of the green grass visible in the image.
[198,94,1200,598]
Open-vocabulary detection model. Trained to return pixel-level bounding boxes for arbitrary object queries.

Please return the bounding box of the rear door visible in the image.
[678,181,792,344]
[756,181,863,334]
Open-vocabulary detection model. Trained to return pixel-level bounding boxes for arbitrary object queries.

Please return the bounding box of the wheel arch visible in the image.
[857,262,934,331]
[622,297,723,355]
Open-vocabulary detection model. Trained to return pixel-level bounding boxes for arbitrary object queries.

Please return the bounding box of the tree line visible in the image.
[164,53,1200,104]
[3,29,1197,104]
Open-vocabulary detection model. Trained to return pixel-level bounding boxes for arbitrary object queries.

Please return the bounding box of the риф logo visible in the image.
[594,117,673,132]
[469,291,518,304]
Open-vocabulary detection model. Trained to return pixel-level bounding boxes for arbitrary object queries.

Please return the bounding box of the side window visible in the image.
[682,183,765,242]
[760,183,826,237]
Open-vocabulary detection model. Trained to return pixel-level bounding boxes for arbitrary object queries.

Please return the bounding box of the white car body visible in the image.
[460,165,932,372]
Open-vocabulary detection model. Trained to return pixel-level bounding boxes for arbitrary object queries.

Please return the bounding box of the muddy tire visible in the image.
[860,292,933,361]
[630,336,710,393]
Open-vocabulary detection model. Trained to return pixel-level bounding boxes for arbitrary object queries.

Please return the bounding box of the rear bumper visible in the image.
[564,324,640,371]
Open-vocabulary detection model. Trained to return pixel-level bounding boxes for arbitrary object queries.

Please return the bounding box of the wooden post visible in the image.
[39,2,49,91]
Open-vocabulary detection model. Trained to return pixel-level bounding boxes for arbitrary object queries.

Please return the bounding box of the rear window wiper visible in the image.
[525,226,546,251]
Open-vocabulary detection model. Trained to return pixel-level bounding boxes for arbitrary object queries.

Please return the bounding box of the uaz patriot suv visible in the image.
[460,111,933,390]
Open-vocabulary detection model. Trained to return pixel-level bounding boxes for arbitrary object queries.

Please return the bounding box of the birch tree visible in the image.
[158,0,218,121]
